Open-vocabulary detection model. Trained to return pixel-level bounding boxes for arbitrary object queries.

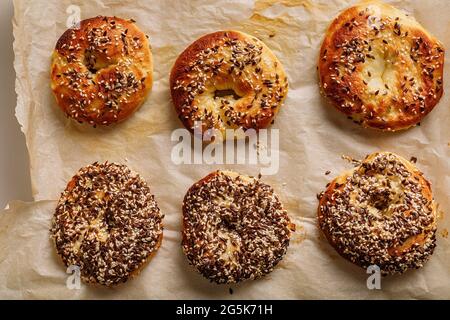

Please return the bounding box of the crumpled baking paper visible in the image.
[2,0,449,299]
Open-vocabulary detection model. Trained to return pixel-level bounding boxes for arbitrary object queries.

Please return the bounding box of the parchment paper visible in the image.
[2,0,449,299]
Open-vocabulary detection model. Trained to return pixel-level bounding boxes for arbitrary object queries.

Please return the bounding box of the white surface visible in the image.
[0,0,32,207]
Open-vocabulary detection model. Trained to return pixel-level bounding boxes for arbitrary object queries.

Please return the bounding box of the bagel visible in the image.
[51,16,153,126]
[170,31,288,139]
[50,162,164,286]
[318,1,444,131]
[182,170,295,284]
[318,152,437,275]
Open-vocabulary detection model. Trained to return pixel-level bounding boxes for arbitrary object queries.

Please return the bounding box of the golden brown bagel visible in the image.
[318,1,444,131]
[318,152,437,275]
[50,162,164,286]
[182,170,295,283]
[51,16,153,126]
[170,31,288,139]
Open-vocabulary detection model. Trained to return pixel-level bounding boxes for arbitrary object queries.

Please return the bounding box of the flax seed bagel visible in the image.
[182,170,295,284]
[318,1,444,131]
[170,31,288,139]
[51,162,164,286]
[51,16,153,126]
[318,152,437,275]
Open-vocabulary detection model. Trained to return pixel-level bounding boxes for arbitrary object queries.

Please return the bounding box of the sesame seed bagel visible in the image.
[170,31,288,139]
[318,152,437,275]
[182,170,295,284]
[51,16,153,126]
[318,1,444,131]
[51,162,164,286]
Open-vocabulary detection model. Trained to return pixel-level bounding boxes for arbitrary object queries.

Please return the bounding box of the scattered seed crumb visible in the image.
[410,156,417,163]
[325,170,331,175]
[341,154,361,166]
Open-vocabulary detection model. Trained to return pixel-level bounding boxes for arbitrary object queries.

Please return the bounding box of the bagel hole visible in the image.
[214,89,241,100]
[83,49,99,74]
[83,49,116,74]
[369,189,392,211]
[104,209,117,232]
[220,211,239,231]
[222,218,236,231]
[363,48,397,94]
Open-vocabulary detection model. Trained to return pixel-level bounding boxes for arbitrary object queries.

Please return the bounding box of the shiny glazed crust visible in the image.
[51,16,153,126]
[318,1,444,131]
[318,152,437,275]
[170,31,288,139]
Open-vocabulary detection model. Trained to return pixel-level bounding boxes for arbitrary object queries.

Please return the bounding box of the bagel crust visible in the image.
[51,16,153,126]
[318,1,444,131]
[182,171,295,284]
[318,152,437,275]
[51,162,164,286]
[170,31,288,138]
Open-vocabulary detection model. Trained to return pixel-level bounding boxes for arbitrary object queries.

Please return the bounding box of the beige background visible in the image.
[0,0,32,208]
